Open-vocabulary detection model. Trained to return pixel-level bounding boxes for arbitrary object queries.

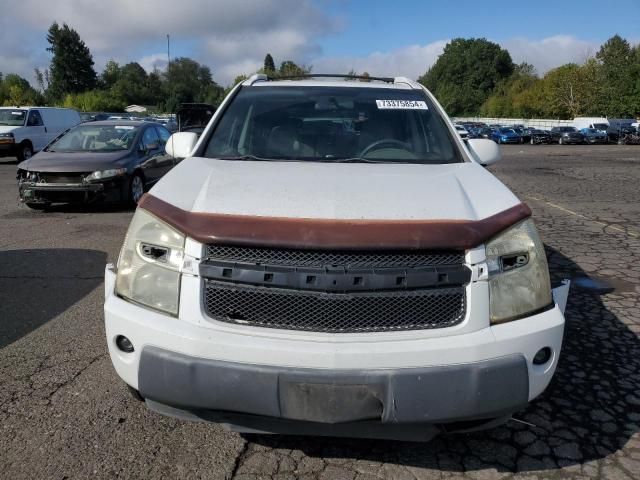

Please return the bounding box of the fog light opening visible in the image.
[533,347,552,365]
[115,335,134,353]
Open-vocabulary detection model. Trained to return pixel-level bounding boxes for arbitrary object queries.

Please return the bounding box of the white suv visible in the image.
[105,74,569,441]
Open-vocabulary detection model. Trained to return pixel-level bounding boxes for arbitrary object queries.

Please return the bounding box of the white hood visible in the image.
[150,157,520,221]
[0,126,18,134]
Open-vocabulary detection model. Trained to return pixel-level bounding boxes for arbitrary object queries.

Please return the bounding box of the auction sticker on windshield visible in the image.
[376,100,428,110]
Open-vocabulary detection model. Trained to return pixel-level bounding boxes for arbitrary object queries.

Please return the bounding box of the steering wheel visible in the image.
[359,138,411,157]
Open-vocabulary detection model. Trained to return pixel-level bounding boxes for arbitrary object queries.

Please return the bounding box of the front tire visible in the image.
[128,173,145,205]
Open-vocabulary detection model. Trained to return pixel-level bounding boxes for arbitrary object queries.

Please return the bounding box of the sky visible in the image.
[0,0,638,87]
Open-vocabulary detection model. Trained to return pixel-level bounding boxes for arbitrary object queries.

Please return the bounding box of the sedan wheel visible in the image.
[129,174,145,205]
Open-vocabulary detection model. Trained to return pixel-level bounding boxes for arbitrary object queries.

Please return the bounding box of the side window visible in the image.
[27,110,44,127]
[155,126,171,145]
[142,127,159,149]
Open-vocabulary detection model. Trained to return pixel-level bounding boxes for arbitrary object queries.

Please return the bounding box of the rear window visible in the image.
[203,86,461,164]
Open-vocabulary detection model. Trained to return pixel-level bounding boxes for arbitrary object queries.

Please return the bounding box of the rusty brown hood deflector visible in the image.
[138,194,531,250]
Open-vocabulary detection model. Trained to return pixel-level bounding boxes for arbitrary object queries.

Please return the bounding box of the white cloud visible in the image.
[138,53,168,73]
[503,35,599,74]
[1,0,338,85]
[312,41,448,80]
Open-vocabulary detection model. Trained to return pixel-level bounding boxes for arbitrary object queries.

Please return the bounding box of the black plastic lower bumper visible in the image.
[19,178,126,204]
[138,346,529,428]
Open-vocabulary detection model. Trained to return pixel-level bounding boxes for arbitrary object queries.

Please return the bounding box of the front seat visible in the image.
[266,118,304,158]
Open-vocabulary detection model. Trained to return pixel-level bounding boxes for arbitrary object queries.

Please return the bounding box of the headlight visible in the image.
[115,208,185,315]
[0,132,15,144]
[85,168,126,181]
[486,219,552,324]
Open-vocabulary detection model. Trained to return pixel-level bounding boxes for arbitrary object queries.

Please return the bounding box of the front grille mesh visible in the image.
[204,245,463,268]
[38,173,89,184]
[204,280,466,333]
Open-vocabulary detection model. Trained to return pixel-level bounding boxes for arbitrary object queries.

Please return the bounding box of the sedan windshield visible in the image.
[46,124,140,152]
[0,109,26,126]
[204,86,460,164]
[499,128,515,134]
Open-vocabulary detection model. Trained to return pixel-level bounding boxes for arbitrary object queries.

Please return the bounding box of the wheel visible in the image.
[17,142,33,161]
[128,173,145,205]
[25,202,49,210]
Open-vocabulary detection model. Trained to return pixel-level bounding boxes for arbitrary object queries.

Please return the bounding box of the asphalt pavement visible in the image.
[1,144,639,480]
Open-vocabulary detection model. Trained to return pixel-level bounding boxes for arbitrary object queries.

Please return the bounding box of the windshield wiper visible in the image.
[217,155,300,162]
[324,157,393,163]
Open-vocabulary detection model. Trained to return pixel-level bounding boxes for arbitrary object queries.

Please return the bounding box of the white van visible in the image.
[0,107,81,160]
[572,117,609,133]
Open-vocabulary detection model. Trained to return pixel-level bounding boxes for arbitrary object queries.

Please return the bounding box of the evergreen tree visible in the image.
[46,22,97,99]
[263,54,276,74]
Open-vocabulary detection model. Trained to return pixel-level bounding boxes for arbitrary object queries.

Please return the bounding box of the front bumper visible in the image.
[19,178,125,204]
[139,345,529,425]
[105,263,568,433]
[0,143,17,157]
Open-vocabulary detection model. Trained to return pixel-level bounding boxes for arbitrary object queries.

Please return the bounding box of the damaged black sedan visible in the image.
[17,121,175,209]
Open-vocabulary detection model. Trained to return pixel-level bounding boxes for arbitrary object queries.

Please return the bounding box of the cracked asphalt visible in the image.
[1,144,639,479]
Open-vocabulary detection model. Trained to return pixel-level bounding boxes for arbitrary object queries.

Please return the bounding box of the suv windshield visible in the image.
[204,86,460,164]
[46,124,140,152]
[0,109,26,126]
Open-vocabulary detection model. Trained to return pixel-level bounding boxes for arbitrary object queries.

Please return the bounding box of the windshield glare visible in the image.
[0,109,26,126]
[204,86,460,164]
[47,124,140,152]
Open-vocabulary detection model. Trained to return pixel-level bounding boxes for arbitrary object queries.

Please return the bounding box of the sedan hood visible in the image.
[18,150,131,172]
[149,157,521,222]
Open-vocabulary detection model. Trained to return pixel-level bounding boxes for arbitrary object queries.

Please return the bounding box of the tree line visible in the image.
[0,23,637,118]
[419,35,640,119]
[0,23,309,113]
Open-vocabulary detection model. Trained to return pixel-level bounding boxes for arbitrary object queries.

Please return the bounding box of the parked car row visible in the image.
[454,121,639,145]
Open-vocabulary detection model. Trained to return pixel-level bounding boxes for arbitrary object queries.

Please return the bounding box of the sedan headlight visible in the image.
[486,219,552,324]
[115,208,185,315]
[85,168,126,182]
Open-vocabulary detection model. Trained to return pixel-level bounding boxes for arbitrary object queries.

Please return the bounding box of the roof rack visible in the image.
[244,73,396,85]
[271,73,395,83]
